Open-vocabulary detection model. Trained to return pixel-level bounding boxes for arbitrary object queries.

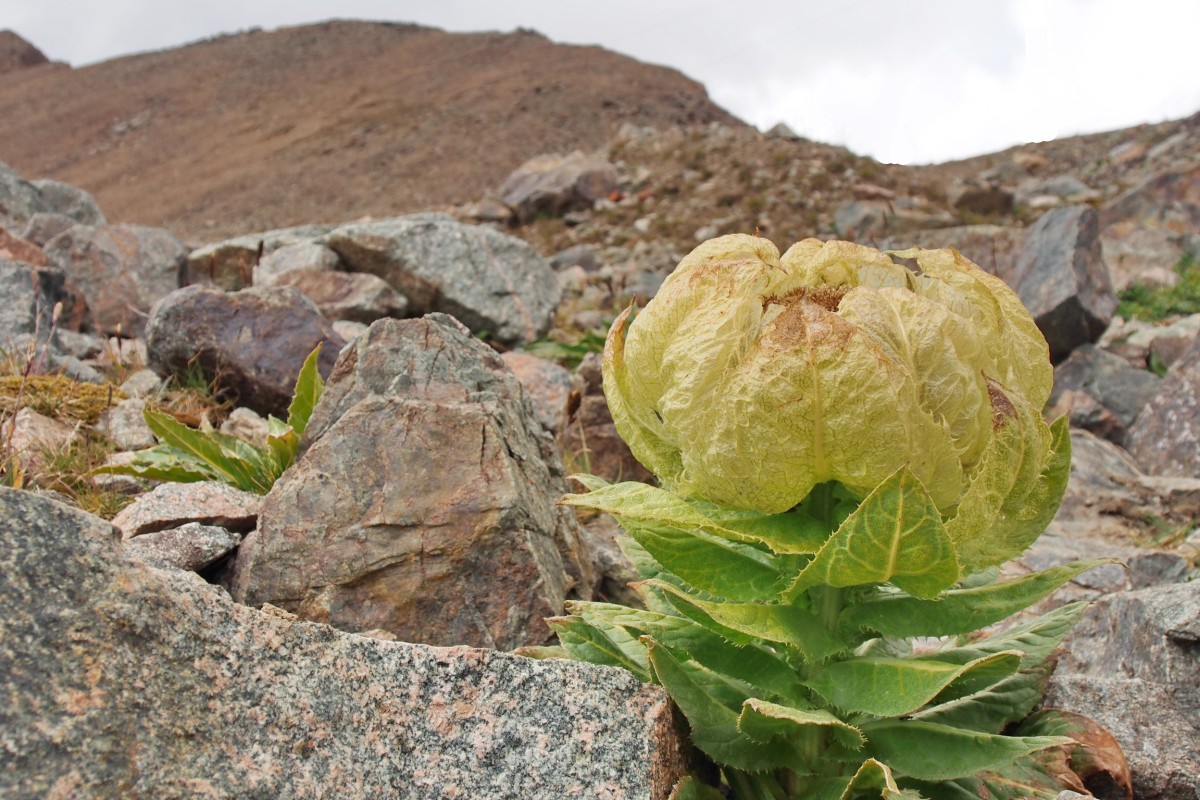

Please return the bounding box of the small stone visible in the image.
[122,522,243,571]
[112,481,262,539]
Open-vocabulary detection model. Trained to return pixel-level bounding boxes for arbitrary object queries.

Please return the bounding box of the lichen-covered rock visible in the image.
[43,224,187,337]
[0,487,687,800]
[230,314,595,647]
[144,284,344,417]
[326,213,560,345]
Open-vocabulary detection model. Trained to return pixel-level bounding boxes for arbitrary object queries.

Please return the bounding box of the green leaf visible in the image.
[88,444,218,484]
[568,473,611,492]
[808,758,924,800]
[948,411,1071,572]
[786,468,960,601]
[862,719,1070,781]
[645,639,803,772]
[142,408,263,492]
[838,559,1113,638]
[566,601,805,703]
[803,651,1022,718]
[546,615,651,682]
[286,343,325,438]
[912,603,1088,732]
[646,579,848,660]
[906,754,1068,800]
[737,698,864,750]
[617,517,792,602]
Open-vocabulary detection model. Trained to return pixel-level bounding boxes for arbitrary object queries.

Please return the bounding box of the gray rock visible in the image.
[144,284,344,418]
[20,211,81,247]
[118,367,163,398]
[1099,164,1200,291]
[94,397,156,451]
[30,179,106,226]
[550,244,602,273]
[122,522,243,571]
[1049,344,1160,442]
[43,224,187,337]
[1046,581,1200,800]
[1012,206,1117,361]
[499,150,619,224]
[0,259,70,349]
[187,224,335,290]
[269,268,410,324]
[1127,334,1200,477]
[112,481,262,539]
[0,162,42,230]
[0,487,687,800]
[1050,428,1200,545]
[765,122,803,140]
[230,315,595,648]
[218,406,269,448]
[501,351,573,436]
[252,241,341,286]
[949,180,1014,215]
[833,199,958,244]
[1014,174,1094,207]
[326,214,560,346]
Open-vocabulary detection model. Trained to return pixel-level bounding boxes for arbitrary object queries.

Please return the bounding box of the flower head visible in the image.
[603,235,1053,514]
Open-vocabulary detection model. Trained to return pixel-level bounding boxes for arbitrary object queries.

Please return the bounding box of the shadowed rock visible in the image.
[1012,206,1117,361]
[144,284,344,417]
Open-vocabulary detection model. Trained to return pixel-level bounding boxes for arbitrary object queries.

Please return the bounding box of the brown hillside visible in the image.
[0,20,741,243]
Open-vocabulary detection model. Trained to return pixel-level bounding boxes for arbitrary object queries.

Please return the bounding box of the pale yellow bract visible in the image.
[603,234,1054,515]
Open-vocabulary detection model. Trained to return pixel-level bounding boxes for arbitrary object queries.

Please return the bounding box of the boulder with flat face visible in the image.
[229,314,595,648]
[1012,205,1117,361]
[326,213,560,346]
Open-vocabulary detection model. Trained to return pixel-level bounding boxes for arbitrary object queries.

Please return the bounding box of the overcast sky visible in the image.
[9,0,1200,164]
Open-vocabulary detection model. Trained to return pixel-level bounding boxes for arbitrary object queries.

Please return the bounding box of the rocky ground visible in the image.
[0,21,1198,800]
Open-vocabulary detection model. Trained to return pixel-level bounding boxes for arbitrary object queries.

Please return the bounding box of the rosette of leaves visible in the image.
[540,236,1112,800]
[91,345,324,494]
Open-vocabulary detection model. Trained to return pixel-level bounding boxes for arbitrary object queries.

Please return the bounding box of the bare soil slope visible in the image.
[0,21,740,242]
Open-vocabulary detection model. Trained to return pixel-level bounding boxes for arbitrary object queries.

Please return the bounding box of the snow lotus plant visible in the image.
[543,236,1108,800]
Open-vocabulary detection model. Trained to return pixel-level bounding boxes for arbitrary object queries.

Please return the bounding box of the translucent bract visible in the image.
[603,235,1054,515]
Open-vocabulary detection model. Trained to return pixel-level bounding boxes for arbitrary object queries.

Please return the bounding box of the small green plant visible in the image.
[542,236,1110,800]
[1117,253,1200,321]
[91,346,324,494]
[524,330,608,369]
